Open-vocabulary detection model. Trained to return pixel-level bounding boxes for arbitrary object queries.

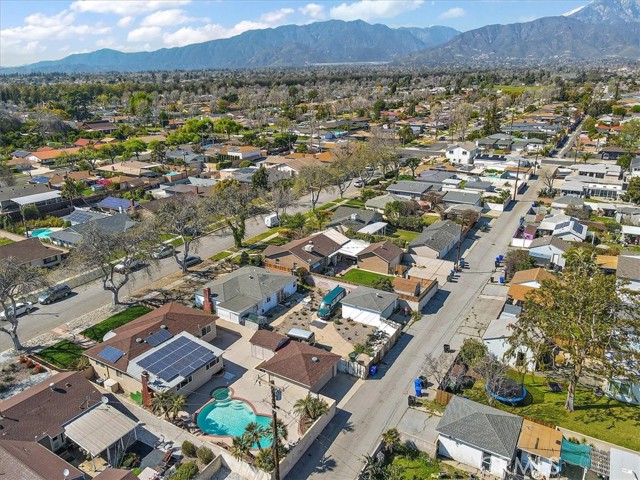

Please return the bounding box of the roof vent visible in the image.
[311,356,319,362]
[160,325,167,330]
[350,213,359,221]
[249,275,254,279]
[136,338,144,344]
[376,293,383,298]
[49,383,55,391]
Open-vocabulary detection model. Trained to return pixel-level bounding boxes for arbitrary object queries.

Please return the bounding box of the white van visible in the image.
[264,213,280,228]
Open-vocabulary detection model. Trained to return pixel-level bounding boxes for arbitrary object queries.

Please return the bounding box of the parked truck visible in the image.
[264,213,280,228]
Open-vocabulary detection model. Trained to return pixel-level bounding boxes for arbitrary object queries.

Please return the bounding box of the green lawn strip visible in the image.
[317,201,338,211]
[210,251,233,262]
[423,215,440,226]
[169,237,184,247]
[38,340,84,370]
[390,229,420,243]
[463,370,640,451]
[341,269,393,287]
[82,305,152,342]
[244,229,278,246]
[0,237,14,246]
[345,199,366,208]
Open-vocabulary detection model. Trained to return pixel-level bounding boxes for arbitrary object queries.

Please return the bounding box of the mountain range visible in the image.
[2,0,640,73]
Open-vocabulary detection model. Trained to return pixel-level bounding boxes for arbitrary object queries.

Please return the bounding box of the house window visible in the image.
[43,256,58,265]
[176,375,193,391]
[275,258,280,265]
[206,358,219,370]
[96,361,106,369]
[115,370,123,378]
[201,325,212,337]
[266,296,271,303]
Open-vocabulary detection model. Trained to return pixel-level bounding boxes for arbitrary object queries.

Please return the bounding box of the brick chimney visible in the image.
[141,371,153,408]
[202,288,213,314]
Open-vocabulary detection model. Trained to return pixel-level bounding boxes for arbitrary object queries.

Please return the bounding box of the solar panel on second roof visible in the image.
[97,345,125,363]
[65,211,95,224]
[146,329,173,347]
[97,197,139,211]
[137,336,216,383]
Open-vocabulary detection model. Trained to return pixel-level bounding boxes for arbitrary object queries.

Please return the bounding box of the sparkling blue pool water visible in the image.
[197,396,272,448]
[31,228,54,238]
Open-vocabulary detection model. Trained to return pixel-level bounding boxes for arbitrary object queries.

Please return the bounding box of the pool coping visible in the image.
[194,386,273,450]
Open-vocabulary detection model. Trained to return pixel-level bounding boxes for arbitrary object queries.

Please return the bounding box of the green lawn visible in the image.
[168,237,184,247]
[423,215,440,226]
[345,199,366,208]
[386,447,465,479]
[463,370,640,451]
[38,340,84,370]
[0,237,14,246]
[210,250,233,261]
[390,229,420,243]
[244,229,277,246]
[342,269,393,287]
[317,201,338,211]
[82,305,152,342]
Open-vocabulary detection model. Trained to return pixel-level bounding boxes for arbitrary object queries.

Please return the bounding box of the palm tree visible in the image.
[169,394,187,421]
[293,394,330,432]
[231,433,253,461]
[61,178,85,205]
[361,454,385,480]
[244,422,268,451]
[151,391,173,419]
[381,428,401,453]
[255,447,275,472]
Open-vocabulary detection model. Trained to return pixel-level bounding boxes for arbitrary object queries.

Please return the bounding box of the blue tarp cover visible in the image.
[561,438,591,468]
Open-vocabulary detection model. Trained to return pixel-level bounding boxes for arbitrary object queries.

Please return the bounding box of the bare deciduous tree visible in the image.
[294,165,333,211]
[209,179,257,249]
[268,181,296,218]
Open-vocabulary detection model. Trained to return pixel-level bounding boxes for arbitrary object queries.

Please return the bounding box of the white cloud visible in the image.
[127,26,163,43]
[329,0,423,21]
[300,3,326,19]
[260,8,294,24]
[117,16,134,28]
[439,7,465,19]
[141,9,196,27]
[70,0,190,16]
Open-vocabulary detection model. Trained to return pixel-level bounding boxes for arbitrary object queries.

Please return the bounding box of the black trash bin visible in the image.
[443,344,451,353]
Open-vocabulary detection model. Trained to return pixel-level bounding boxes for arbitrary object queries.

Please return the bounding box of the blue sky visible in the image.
[0,0,588,66]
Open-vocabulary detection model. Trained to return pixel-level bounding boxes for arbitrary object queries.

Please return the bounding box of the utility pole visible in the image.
[455,223,463,272]
[512,155,522,202]
[270,379,281,480]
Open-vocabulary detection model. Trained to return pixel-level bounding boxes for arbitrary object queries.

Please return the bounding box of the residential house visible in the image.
[85,302,220,396]
[249,330,290,360]
[0,439,85,480]
[436,396,523,477]
[482,304,535,369]
[617,255,640,292]
[220,145,262,161]
[622,225,640,246]
[550,196,585,215]
[326,206,384,234]
[263,231,346,273]
[78,120,117,134]
[356,240,403,275]
[537,214,588,242]
[0,237,67,268]
[195,266,297,324]
[48,213,138,248]
[445,142,478,165]
[61,208,110,226]
[528,236,571,269]
[516,419,563,479]
[442,190,482,207]
[97,161,162,178]
[616,206,640,226]
[364,193,406,214]
[630,156,640,178]
[341,286,399,327]
[507,268,556,305]
[0,183,62,214]
[257,341,340,393]
[386,180,434,200]
[26,146,81,164]
[408,220,462,259]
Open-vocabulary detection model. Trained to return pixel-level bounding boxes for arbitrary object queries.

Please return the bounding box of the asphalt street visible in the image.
[0,185,357,352]
[288,174,543,480]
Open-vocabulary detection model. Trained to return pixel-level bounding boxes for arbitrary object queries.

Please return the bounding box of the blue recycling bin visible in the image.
[369,364,378,376]
[499,255,504,262]
[414,378,423,397]
[499,276,505,284]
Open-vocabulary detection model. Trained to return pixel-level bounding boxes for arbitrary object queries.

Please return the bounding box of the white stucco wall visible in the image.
[438,435,483,469]
[342,304,381,325]
[484,337,534,369]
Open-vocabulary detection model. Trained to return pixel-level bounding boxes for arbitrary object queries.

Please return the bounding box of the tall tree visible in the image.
[209,179,256,249]
[123,139,147,161]
[0,258,47,351]
[99,143,125,164]
[295,165,333,211]
[406,157,421,178]
[268,180,296,219]
[214,117,241,139]
[60,177,85,205]
[149,140,167,164]
[252,165,269,192]
[508,252,639,411]
[482,99,502,136]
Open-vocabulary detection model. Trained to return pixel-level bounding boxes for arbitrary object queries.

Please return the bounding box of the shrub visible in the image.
[121,452,139,468]
[181,440,197,457]
[33,364,45,373]
[173,461,199,480]
[196,446,214,465]
[18,355,26,363]
[25,359,34,369]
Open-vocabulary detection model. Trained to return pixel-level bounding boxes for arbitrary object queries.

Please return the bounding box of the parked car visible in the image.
[114,258,144,273]
[151,245,174,259]
[0,302,33,320]
[354,179,364,188]
[178,255,202,268]
[38,284,72,305]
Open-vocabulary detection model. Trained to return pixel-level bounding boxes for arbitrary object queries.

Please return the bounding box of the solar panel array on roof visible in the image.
[146,328,173,347]
[65,211,96,224]
[137,336,215,382]
[97,196,139,211]
[31,176,51,184]
[97,345,125,363]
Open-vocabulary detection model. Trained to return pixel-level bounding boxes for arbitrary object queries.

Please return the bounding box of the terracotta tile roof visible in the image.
[0,439,84,480]
[0,371,102,441]
[358,240,404,263]
[29,147,81,161]
[0,237,66,264]
[507,284,536,302]
[596,255,618,270]
[84,302,216,372]
[249,330,290,352]
[258,341,340,389]
[94,469,139,480]
[510,268,556,285]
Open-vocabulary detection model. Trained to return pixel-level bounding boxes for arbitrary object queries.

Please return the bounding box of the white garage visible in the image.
[341,287,398,327]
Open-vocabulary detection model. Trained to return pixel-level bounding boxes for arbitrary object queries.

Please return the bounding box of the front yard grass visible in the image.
[0,237,14,246]
[390,229,420,243]
[210,250,233,262]
[345,199,366,208]
[423,215,440,226]
[341,269,393,287]
[38,340,84,370]
[82,305,152,342]
[244,229,277,246]
[463,370,640,451]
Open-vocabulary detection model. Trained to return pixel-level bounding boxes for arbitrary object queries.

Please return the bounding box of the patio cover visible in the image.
[12,190,61,205]
[357,222,388,235]
[560,438,591,468]
[64,404,138,457]
[337,239,370,258]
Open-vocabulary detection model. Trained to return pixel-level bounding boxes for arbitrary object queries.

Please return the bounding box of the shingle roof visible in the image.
[358,240,404,263]
[436,396,523,458]
[249,330,290,352]
[259,341,340,389]
[443,190,481,205]
[94,469,139,480]
[0,371,102,442]
[264,233,342,264]
[84,302,216,372]
[386,180,433,195]
[341,286,398,313]
[365,193,406,210]
[409,220,461,251]
[327,206,381,228]
[0,237,66,264]
[507,284,536,302]
[511,268,556,285]
[528,235,571,252]
[0,184,50,203]
[617,255,640,281]
[0,439,84,480]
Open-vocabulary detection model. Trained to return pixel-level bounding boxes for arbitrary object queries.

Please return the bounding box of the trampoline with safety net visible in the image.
[486,378,527,405]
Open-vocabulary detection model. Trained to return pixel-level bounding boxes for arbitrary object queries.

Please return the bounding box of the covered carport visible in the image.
[64,403,138,470]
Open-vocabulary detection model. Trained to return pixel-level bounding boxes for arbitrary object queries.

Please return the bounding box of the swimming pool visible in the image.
[197,390,271,447]
[31,228,54,238]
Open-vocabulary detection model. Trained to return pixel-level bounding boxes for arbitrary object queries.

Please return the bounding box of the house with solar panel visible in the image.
[84,303,222,399]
